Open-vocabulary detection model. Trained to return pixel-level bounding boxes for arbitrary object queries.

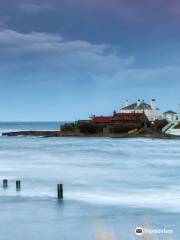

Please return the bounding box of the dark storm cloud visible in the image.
[0,0,180,120]
[0,29,133,68]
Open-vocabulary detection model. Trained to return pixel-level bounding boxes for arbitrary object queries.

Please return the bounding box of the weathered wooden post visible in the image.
[57,184,63,199]
[3,179,8,188]
[16,180,21,191]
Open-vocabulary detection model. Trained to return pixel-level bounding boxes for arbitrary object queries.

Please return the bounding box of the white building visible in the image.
[121,99,159,122]
[162,109,180,136]
[163,110,179,122]
[162,107,180,136]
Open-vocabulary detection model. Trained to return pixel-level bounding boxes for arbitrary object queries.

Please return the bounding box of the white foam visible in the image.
[3,189,179,213]
[65,190,180,213]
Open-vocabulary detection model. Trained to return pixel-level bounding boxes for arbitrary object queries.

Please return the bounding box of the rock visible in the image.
[2,131,61,137]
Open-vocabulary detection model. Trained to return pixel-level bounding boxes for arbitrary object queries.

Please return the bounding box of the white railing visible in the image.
[162,122,174,133]
[165,122,178,134]
[162,122,178,134]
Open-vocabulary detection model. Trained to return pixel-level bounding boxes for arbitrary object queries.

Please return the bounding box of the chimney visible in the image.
[151,99,156,110]
[137,99,141,107]
[125,100,128,107]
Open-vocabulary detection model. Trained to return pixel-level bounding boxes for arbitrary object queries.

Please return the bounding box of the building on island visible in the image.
[163,110,179,122]
[161,107,180,136]
[80,112,149,135]
[61,98,180,137]
[120,99,159,122]
[91,112,148,125]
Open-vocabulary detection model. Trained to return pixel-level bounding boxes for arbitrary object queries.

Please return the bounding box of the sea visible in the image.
[0,122,179,240]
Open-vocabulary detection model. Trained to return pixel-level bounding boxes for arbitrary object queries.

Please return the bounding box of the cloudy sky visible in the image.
[0,0,180,121]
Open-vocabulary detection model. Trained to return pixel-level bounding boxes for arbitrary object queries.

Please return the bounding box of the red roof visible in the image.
[92,116,112,123]
[112,112,146,121]
[91,112,147,124]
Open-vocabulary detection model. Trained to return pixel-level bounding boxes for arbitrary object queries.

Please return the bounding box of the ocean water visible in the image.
[0,122,179,240]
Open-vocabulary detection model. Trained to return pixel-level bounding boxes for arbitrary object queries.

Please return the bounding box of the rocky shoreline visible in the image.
[2,131,62,137]
[2,130,180,140]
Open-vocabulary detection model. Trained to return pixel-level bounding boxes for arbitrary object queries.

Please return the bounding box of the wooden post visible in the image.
[3,179,8,188]
[16,180,21,191]
[57,184,63,199]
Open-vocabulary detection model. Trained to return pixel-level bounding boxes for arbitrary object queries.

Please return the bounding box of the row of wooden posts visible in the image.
[2,179,63,199]
[2,179,21,190]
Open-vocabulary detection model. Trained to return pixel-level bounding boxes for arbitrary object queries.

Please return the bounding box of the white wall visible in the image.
[166,128,180,136]
[164,114,179,122]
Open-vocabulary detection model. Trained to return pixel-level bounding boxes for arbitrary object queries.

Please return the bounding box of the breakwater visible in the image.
[2,129,180,139]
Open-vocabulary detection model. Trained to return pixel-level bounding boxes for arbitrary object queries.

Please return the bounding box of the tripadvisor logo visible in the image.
[135,227,144,236]
[135,226,173,236]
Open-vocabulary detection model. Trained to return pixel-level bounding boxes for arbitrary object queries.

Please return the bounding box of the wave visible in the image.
[65,190,180,213]
[1,189,180,213]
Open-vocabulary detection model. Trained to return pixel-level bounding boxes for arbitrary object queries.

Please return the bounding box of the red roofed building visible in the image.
[91,112,148,124]
[91,116,112,124]
[112,112,147,123]
[77,111,149,135]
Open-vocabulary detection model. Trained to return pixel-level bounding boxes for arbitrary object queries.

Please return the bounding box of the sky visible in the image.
[0,0,180,121]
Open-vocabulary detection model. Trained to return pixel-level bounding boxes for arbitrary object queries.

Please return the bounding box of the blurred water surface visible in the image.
[0,122,179,240]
